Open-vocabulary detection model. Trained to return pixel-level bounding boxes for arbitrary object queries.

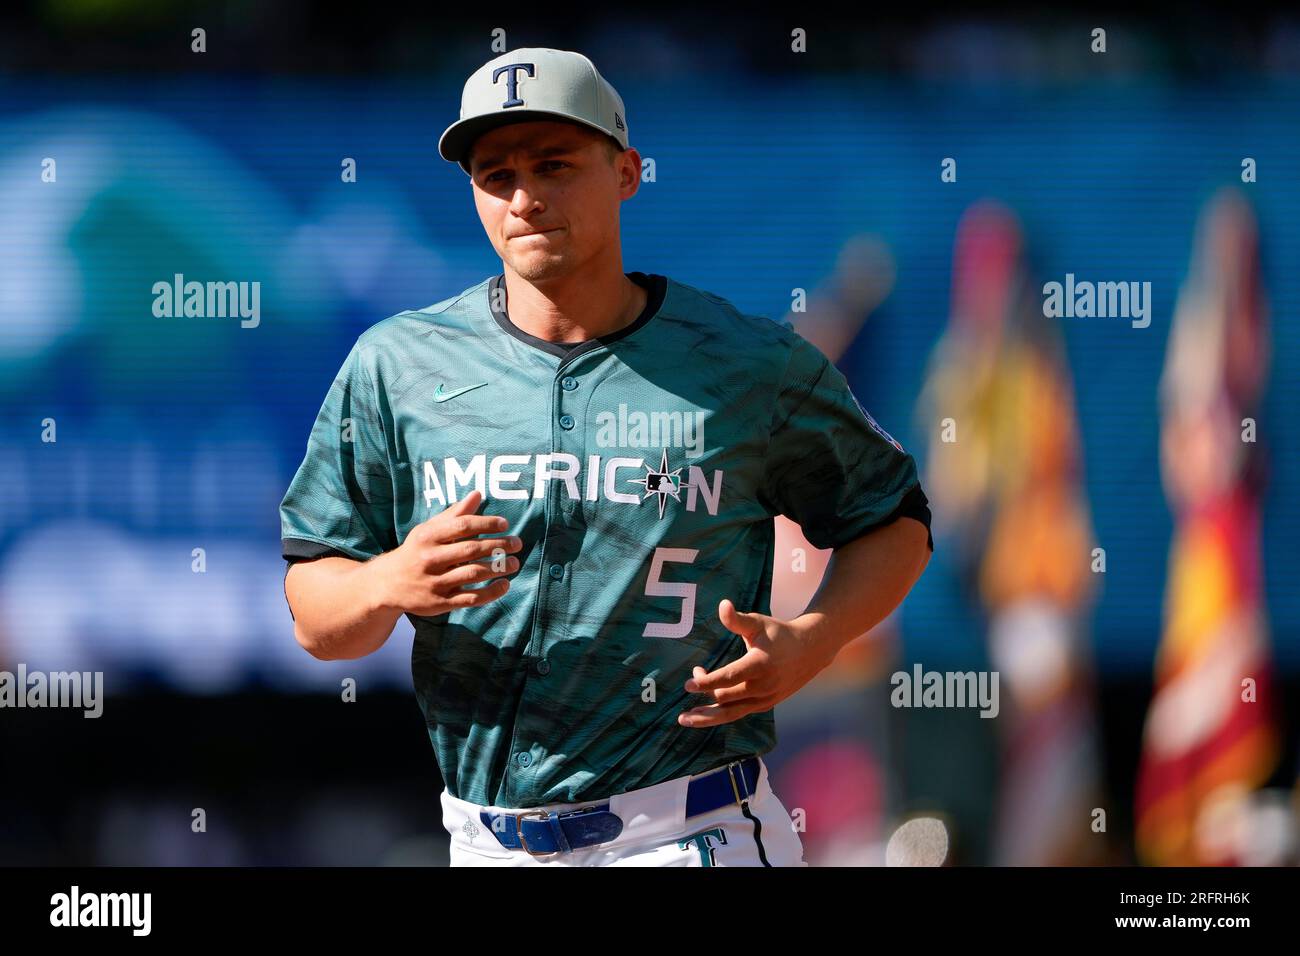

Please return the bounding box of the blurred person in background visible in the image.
[916,202,1105,865]
[1135,187,1281,866]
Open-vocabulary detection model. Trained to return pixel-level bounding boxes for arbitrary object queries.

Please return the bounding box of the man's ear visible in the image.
[620,148,641,193]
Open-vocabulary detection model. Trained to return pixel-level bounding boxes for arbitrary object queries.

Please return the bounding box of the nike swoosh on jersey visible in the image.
[433,382,488,403]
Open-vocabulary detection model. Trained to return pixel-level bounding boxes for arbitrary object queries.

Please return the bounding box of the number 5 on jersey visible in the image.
[642,547,699,639]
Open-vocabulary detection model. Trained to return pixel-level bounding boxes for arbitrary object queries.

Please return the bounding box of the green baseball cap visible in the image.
[439,47,629,176]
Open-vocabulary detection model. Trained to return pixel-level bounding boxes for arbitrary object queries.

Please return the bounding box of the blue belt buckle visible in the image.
[515,809,564,857]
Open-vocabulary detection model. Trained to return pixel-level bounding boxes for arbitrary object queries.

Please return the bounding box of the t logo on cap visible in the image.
[440,48,630,175]
[492,63,535,109]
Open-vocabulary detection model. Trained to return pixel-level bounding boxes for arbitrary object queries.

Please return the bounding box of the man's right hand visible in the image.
[371,489,523,616]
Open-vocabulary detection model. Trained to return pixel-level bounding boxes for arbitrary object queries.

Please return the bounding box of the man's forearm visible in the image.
[286,555,404,661]
[792,516,931,660]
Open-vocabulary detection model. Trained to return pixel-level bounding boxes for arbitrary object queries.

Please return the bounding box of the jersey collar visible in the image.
[487,271,668,362]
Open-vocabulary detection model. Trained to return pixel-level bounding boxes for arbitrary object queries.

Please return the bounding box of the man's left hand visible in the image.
[677,598,841,728]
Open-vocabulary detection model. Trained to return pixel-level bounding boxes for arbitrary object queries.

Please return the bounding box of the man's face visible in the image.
[468,120,639,282]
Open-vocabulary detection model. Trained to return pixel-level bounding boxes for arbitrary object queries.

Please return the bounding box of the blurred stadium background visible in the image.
[1,4,1298,865]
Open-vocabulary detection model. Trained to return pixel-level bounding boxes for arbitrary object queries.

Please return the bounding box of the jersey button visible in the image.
[559,414,575,430]
[535,659,551,676]
[516,751,533,768]
[560,376,579,391]
[548,563,564,580]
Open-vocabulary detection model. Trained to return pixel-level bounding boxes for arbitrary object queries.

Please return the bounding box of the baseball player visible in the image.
[280,48,934,867]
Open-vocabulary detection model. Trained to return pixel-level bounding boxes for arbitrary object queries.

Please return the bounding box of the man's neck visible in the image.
[502,266,647,344]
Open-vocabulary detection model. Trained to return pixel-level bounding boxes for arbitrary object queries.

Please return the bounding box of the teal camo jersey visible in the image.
[279,271,932,808]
